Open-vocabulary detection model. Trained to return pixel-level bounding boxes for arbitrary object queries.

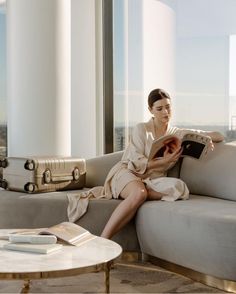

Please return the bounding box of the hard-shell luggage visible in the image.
[0,157,86,193]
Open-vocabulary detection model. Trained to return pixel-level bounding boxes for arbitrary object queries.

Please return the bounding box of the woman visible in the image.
[101,88,224,239]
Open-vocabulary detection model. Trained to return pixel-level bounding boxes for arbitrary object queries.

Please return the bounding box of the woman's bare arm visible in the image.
[205,131,224,142]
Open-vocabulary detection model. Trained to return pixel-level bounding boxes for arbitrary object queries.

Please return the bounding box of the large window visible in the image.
[111,0,236,152]
[0,2,6,156]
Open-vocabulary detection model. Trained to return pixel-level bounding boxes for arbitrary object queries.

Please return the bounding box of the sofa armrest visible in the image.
[86,151,123,188]
[180,142,236,201]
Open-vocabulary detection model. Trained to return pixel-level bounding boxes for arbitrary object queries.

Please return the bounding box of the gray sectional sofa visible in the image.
[0,142,236,291]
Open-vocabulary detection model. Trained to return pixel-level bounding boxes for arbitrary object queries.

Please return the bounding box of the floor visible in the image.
[0,260,228,294]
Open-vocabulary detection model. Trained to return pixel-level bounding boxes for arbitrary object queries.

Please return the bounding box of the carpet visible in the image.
[0,261,227,293]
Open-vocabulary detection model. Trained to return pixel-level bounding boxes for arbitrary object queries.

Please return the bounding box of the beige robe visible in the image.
[67,118,205,222]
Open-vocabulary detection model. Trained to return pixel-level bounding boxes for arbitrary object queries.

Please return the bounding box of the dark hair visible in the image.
[148,88,171,108]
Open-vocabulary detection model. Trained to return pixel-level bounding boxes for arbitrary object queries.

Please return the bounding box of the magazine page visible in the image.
[148,135,180,161]
[181,133,210,159]
[39,222,95,245]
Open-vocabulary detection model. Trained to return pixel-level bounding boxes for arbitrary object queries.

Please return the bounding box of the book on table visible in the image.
[148,132,211,161]
[7,222,97,247]
[38,222,97,246]
[3,242,63,254]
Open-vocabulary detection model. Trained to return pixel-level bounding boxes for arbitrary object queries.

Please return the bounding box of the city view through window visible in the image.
[1,1,236,155]
[113,0,236,151]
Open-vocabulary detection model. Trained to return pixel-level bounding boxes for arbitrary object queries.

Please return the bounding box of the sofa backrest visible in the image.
[86,151,123,187]
[86,149,181,188]
[180,142,236,201]
[86,142,236,201]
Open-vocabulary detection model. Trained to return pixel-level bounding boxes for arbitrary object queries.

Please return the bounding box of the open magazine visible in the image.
[7,222,96,246]
[148,132,211,161]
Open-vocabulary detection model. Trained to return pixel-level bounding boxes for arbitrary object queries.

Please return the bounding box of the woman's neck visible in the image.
[153,118,169,138]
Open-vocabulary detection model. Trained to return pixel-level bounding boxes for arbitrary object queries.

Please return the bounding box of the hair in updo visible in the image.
[148,88,171,108]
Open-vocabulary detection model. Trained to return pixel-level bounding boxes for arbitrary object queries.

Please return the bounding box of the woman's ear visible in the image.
[148,106,153,114]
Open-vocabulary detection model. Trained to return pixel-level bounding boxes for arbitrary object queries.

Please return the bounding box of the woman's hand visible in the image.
[204,136,214,154]
[148,145,182,173]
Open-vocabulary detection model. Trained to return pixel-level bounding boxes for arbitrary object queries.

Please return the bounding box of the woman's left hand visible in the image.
[205,136,214,154]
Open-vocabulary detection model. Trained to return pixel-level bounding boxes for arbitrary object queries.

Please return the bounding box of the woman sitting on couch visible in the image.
[101,88,224,239]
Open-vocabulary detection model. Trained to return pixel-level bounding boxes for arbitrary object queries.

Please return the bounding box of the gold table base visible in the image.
[17,261,113,293]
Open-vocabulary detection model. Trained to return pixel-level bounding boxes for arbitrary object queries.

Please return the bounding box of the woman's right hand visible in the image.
[148,145,182,173]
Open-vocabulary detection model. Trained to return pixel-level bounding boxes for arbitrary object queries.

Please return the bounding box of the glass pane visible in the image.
[0,3,7,157]
[173,0,236,142]
[113,0,236,151]
[229,35,236,140]
[113,0,144,152]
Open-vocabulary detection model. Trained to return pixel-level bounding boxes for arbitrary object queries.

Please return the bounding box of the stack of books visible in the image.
[2,222,96,254]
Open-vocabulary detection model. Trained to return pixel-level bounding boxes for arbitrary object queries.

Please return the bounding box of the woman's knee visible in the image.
[120,181,147,204]
[136,187,148,202]
[132,186,148,205]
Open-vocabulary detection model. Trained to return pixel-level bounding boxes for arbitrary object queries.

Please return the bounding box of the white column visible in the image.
[7,0,71,157]
[143,0,176,121]
[71,0,98,158]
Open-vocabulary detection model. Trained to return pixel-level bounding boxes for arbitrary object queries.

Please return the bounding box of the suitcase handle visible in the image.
[43,168,80,184]
[51,175,74,182]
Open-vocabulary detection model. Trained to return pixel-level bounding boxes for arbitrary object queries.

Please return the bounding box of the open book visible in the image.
[9,222,96,246]
[148,132,211,161]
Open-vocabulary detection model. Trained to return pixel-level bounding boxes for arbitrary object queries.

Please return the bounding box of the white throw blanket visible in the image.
[143,177,189,201]
[67,177,189,223]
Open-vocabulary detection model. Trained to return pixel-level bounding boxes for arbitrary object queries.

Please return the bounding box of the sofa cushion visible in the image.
[167,159,182,178]
[0,188,139,252]
[0,189,70,228]
[180,142,236,201]
[136,195,236,280]
[86,151,123,187]
[78,199,140,252]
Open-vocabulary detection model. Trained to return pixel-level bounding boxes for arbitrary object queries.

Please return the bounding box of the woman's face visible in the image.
[149,98,172,124]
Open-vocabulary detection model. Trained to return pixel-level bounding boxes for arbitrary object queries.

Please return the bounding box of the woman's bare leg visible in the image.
[146,186,166,200]
[101,181,147,239]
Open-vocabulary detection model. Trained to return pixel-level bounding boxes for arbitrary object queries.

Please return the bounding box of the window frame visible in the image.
[102,0,114,154]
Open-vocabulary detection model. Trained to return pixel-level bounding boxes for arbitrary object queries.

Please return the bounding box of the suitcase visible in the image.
[0,156,86,193]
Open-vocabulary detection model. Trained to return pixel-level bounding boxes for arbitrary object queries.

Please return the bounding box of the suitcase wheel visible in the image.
[24,160,35,171]
[43,169,51,183]
[73,167,80,181]
[24,182,36,193]
[0,179,8,189]
[0,158,8,168]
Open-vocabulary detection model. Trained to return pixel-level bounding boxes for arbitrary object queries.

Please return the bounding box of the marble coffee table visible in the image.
[0,229,122,293]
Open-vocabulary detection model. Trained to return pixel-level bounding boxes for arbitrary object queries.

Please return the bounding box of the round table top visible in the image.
[0,229,122,280]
